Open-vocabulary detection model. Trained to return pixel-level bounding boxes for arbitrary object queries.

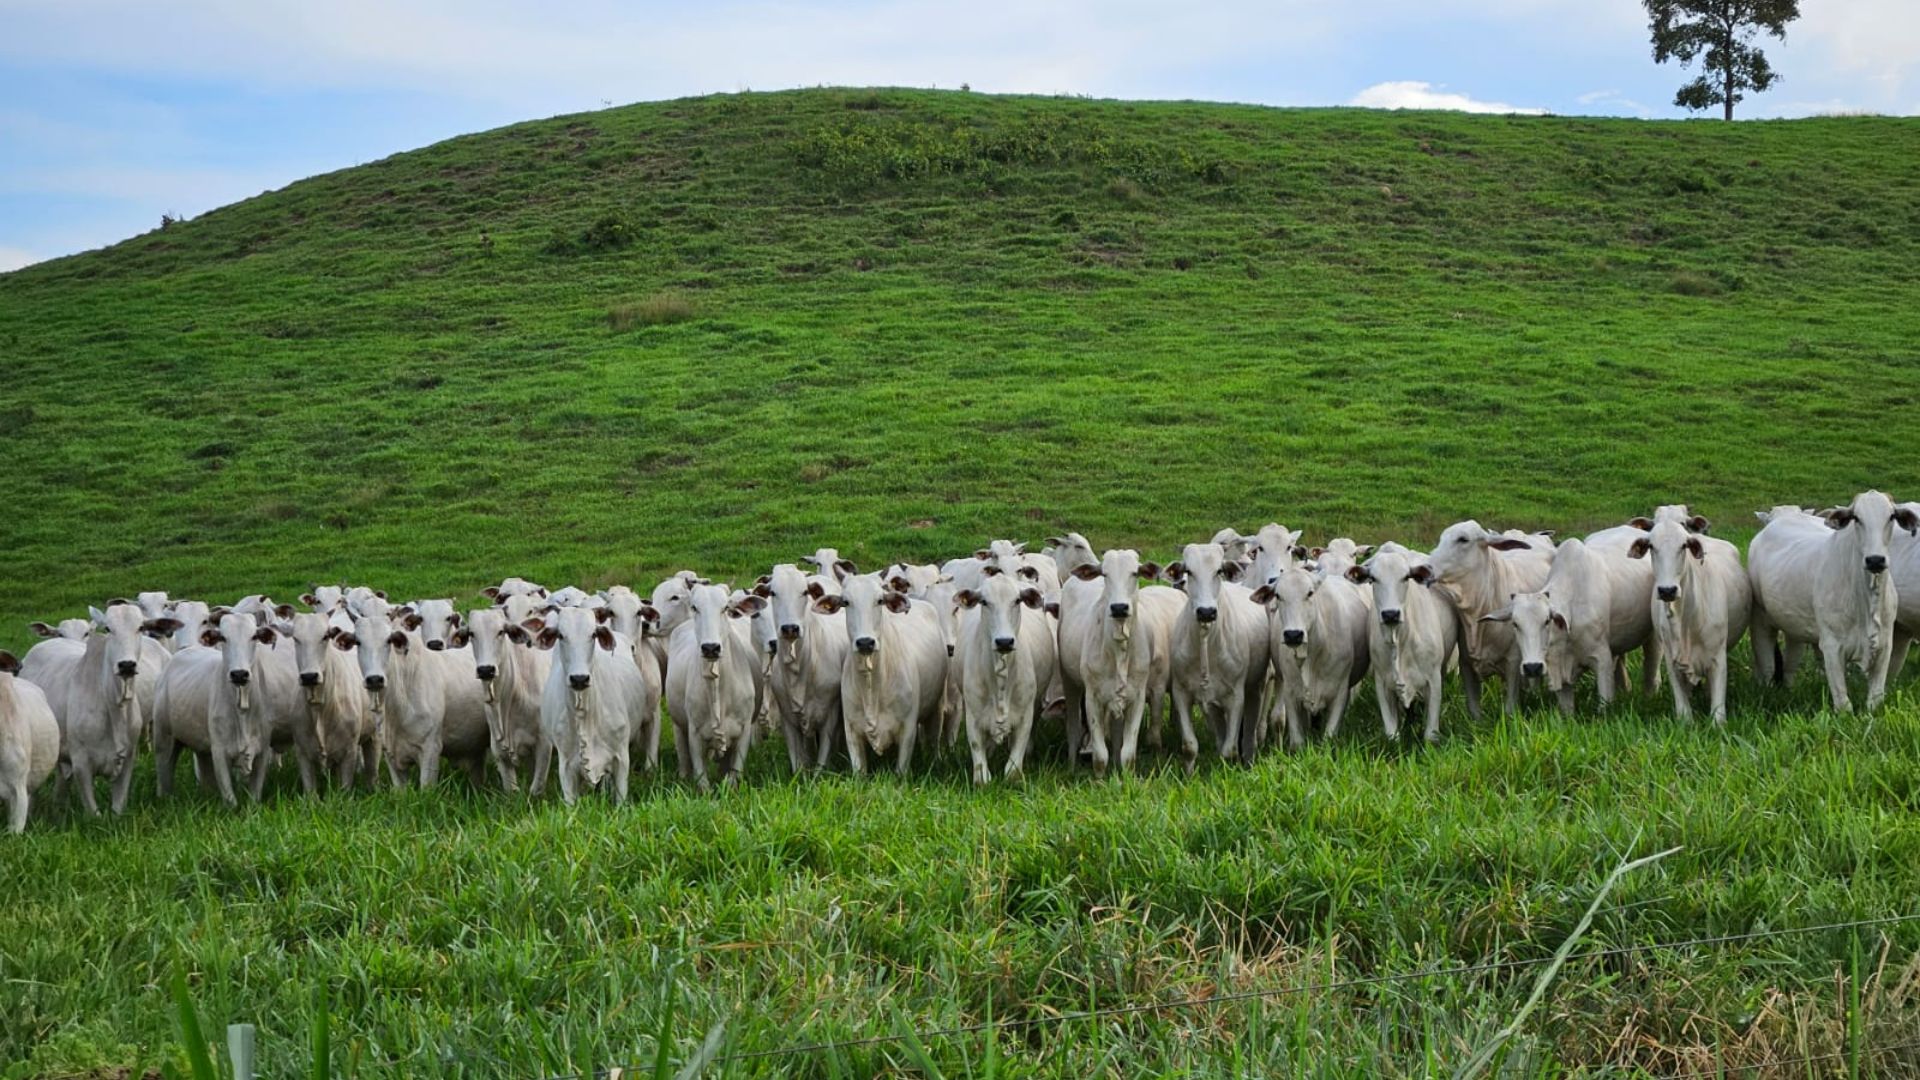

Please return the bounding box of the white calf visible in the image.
[1254,566,1370,749]
[1628,515,1751,723]
[1426,520,1555,717]
[1347,549,1459,743]
[820,575,946,776]
[1482,529,1655,715]
[666,585,763,790]
[153,612,300,805]
[757,564,848,773]
[1167,543,1270,765]
[22,601,172,815]
[953,571,1055,783]
[536,607,647,804]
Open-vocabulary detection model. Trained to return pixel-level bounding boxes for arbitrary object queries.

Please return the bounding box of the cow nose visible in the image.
[229,670,251,686]
[1657,585,1679,602]
[299,672,320,687]
[1108,602,1130,618]
[1866,555,1888,574]
[115,659,138,678]
[1522,661,1545,678]
[426,639,445,651]
[1195,606,1218,623]
[364,674,385,690]
[700,642,722,659]
[779,623,801,640]
[994,636,1016,652]
[854,637,877,654]
[1379,608,1402,625]
[569,673,591,690]
[946,643,955,657]
[1282,629,1305,647]
[475,665,497,681]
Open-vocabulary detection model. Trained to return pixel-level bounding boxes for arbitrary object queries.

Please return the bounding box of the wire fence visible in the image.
[537,912,1920,1079]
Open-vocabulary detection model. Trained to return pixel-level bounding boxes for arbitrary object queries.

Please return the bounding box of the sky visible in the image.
[2,0,1916,271]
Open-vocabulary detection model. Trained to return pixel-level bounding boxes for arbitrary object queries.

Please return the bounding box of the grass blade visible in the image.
[170,966,219,1080]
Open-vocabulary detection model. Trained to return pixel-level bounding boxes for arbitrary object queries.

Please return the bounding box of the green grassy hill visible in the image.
[5,90,1920,1077]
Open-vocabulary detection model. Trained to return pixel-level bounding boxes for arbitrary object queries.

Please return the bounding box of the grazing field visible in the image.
[3,88,1920,1076]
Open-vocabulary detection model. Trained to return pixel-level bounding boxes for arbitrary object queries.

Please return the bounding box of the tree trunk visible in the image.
[1722,4,1736,120]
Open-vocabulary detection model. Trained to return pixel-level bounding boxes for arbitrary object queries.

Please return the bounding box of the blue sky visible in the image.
[3,0,1915,271]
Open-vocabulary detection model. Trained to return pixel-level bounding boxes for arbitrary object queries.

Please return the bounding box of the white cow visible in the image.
[1056,550,1176,775]
[301,585,347,613]
[1254,565,1370,749]
[1346,548,1459,743]
[1888,502,1920,684]
[666,584,763,790]
[1167,543,1270,764]
[278,608,374,792]
[1426,520,1555,717]
[480,578,546,603]
[1245,523,1305,589]
[1044,533,1098,584]
[456,601,553,792]
[1748,492,1914,712]
[598,587,666,767]
[535,606,647,804]
[1306,538,1374,584]
[1211,527,1257,566]
[166,600,215,653]
[22,601,172,814]
[0,655,59,833]
[757,564,848,773]
[953,570,1056,784]
[819,574,946,776]
[28,618,92,641]
[1627,512,1751,723]
[153,611,300,805]
[802,549,858,582]
[341,611,489,788]
[1481,529,1656,715]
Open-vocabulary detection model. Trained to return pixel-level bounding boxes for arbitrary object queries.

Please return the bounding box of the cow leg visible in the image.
[1059,676,1085,766]
[1819,637,1853,713]
[336,751,358,792]
[1322,686,1352,742]
[1461,659,1484,722]
[1237,681,1263,762]
[6,780,26,834]
[844,715,867,778]
[1221,695,1249,764]
[612,752,630,807]
[895,711,918,778]
[294,743,319,796]
[556,752,579,805]
[1888,629,1914,685]
[418,736,442,789]
[1868,633,1894,713]
[1782,641,1808,688]
[385,750,405,791]
[671,716,693,780]
[782,718,809,775]
[207,751,237,808]
[1169,686,1198,774]
[70,758,100,815]
[1749,606,1779,686]
[1640,637,1663,699]
[1118,692,1148,775]
[155,728,178,798]
[363,736,382,789]
[725,729,751,788]
[494,729,520,791]
[1599,654,1620,706]
[530,738,553,797]
[247,752,273,803]
[1708,656,1729,725]
[1376,676,1401,740]
[1007,706,1036,784]
[1503,659,1522,715]
[1670,663,1696,723]
[966,716,991,786]
[645,712,662,773]
[1424,677,1445,743]
[1082,691,1112,778]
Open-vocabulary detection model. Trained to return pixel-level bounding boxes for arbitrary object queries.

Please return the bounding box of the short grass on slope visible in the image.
[3,88,1920,1076]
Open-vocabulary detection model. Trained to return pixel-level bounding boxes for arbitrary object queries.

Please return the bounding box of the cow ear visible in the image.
[272,603,293,620]
[1479,608,1513,623]
[1071,564,1103,581]
[503,625,530,645]
[1137,561,1162,581]
[813,595,845,615]
[388,631,409,653]
[200,629,224,647]
[1043,600,1060,618]
[1487,537,1534,551]
[888,575,912,593]
[1308,546,1325,558]
[882,592,911,614]
[1409,564,1435,585]
[1686,515,1710,534]
[805,580,826,599]
[833,559,858,581]
[954,590,980,609]
[254,625,278,646]
[981,564,1004,578]
[521,616,546,633]
[536,627,561,650]
[753,581,772,598]
[1165,562,1187,585]
[373,590,388,600]
[1823,508,1856,529]
[1549,611,1568,631]
[1291,545,1309,560]
[729,595,766,619]
[89,605,109,626]
[144,617,184,637]
[593,606,614,624]
[332,632,357,651]
[403,613,424,631]
[300,592,318,606]
[594,626,616,651]
[450,627,471,647]
[1219,561,1244,582]
[481,587,502,600]
[1250,584,1276,605]
[29,622,56,638]
[1628,517,1654,532]
[1627,537,1650,559]
[1895,508,1920,536]
[0,651,17,675]
[1353,545,1374,559]
[974,549,992,560]
[1684,537,1704,560]
[1344,566,1370,585]
[1016,565,1040,581]
[322,625,340,641]
[447,609,463,627]
[1046,536,1066,548]
[639,604,659,624]
[1018,588,1044,609]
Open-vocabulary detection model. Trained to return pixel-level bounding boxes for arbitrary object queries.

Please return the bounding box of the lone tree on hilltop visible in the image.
[1644,0,1800,120]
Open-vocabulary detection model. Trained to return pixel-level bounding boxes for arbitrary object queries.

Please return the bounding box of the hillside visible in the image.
[6,90,1920,1077]
[3,89,1919,647]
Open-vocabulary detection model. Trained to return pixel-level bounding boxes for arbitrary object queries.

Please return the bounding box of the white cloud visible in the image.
[1349,80,1548,114]
[0,246,43,273]
[1574,87,1651,116]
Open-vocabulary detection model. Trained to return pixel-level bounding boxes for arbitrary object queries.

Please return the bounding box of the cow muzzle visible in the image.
[426,639,446,651]
[854,637,876,655]
[299,672,321,687]
[116,659,139,678]
[1656,585,1679,603]
[1379,608,1402,626]
[1195,606,1218,624]
[1866,555,1888,575]
[568,673,591,691]
[475,665,497,681]
[994,636,1016,653]
[1282,629,1305,648]
[700,642,723,660]
[1522,661,1545,678]
[229,670,251,686]
[779,624,801,640]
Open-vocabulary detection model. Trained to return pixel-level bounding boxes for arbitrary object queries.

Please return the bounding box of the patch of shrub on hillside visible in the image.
[608,293,697,329]
[544,210,639,255]
[1669,271,1725,297]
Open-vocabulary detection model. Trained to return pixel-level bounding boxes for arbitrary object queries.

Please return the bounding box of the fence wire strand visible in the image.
[544,911,1920,1077]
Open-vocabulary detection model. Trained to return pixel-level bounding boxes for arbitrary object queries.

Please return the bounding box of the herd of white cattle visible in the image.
[3,492,1919,832]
